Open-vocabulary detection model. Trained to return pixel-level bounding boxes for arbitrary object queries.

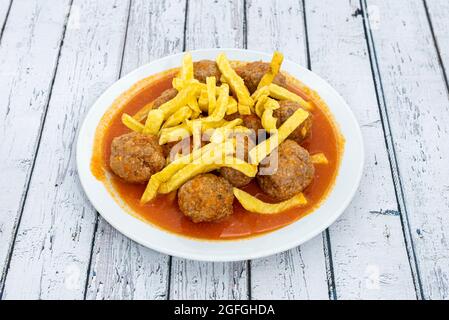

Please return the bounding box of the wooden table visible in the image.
[0,0,448,300]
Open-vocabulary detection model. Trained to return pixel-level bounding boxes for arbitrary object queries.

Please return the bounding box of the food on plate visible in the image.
[178,174,234,223]
[92,51,343,239]
[256,140,315,201]
[109,132,165,183]
[274,100,313,144]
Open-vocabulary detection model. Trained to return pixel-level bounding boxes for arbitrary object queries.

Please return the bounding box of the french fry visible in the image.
[249,108,309,164]
[257,51,284,89]
[140,141,232,203]
[233,188,307,214]
[172,77,200,91]
[206,76,217,114]
[187,96,201,117]
[198,89,209,111]
[133,101,154,122]
[163,106,192,128]
[122,113,144,133]
[143,108,165,135]
[209,118,243,144]
[254,92,270,117]
[226,96,238,115]
[311,153,329,165]
[159,84,201,117]
[159,141,236,194]
[180,53,193,80]
[205,84,229,122]
[158,123,191,145]
[261,108,277,131]
[238,103,252,115]
[268,83,313,111]
[216,53,253,107]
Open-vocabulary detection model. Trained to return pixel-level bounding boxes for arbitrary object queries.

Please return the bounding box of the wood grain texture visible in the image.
[366,0,449,299]
[0,0,71,296]
[86,0,186,300]
[169,0,249,301]
[0,0,11,39]
[425,0,449,75]
[246,0,329,300]
[1,0,129,299]
[306,0,416,299]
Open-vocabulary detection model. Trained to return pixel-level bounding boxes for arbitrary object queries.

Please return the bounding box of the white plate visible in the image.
[77,48,364,262]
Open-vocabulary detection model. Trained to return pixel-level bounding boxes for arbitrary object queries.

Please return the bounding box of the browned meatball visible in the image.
[178,174,234,223]
[153,88,178,108]
[274,101,312,144]
[110,132,165,183]
[220,136,255,187]
[257,140,314,201]
[235,61,287,93]
[193,60,221,83]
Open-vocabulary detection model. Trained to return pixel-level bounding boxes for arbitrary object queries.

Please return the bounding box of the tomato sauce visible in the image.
[96,72,342,240]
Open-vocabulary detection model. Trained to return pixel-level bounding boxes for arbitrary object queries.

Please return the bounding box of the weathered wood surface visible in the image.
[1,0,449,300]
[306,0,416,299]
[366,0,449,299]
[0,0,72,296]
[425,0,449,76]
[246,0,329,300]
[170,0,248,301]
[85,0,186,300]
[2,0,129,299]
[0,0,11,37]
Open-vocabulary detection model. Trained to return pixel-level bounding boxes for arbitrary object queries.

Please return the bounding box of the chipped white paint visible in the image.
[0,0,71,293]
[0,0,11,33]
[367,0,449,299]
[2,0,129,299]
[170,0,248,301]
[85,0,186,300]
[306,0,415,299]
[246,0,328,300]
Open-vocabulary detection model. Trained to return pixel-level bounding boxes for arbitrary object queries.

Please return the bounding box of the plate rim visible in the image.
[76,48,364,262]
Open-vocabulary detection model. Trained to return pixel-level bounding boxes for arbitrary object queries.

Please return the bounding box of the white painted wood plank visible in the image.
[0,0,71,294]
[246,0,329,300]
[170,0,249,300]
[367,0,449,299]
[306,0,416,299]
[2,0,130,299]
[86,0,186,300]
[425,0,449,72]
[0,0,11,35]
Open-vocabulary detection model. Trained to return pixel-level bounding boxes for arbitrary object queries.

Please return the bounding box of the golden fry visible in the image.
[180,53,193,80]
[159,84,201,117]
[257,51,284,89]
[133,101,154,122]
[216,53,253,107]
[249,108,309,164]
[238,103,252,115]
[268,83,313,111]
[261,108,277,131]
[143,108,165,135]
[206,76,217,114]
[122,113,144,133]
[163,106,192,128]
[310,153,329,165]
[158,123,191,144]
[209,118,243,143]
[226,96,238,115]
[206,84,229,122]
[233,188,307,214]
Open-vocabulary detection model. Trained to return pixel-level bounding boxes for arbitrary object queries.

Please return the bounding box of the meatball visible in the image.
[153,88,178,108]
[178,174,234,223]
[274,101,312,144]
[236,61,287,93]
[110,132,165,183]
[257,140,314,201]
[220,135,255,187]
[193,60,221,83]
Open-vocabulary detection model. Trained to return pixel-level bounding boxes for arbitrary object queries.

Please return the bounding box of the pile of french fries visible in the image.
[120,51,328,214]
